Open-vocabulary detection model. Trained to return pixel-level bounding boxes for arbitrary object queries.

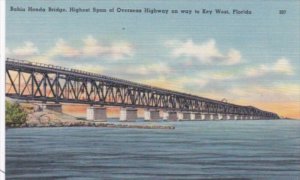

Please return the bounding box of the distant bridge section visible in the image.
[5,58,279,120]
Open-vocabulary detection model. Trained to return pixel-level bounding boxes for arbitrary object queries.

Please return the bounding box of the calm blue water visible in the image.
[6,120,300,179]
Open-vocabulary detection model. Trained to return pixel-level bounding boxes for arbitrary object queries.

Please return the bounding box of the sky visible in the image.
[6,0,300,118]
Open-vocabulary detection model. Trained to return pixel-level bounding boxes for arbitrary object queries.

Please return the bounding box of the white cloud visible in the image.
[177,76,208,89]
[245,58,294,77]
[272,58,294,75]
[227,49,242,65]
[109,42,134,60]
[125,63,170,76]
[187,78,208,88]
[7,36,135,63]
[226,83,300,103]
[82,35,134,60]
[166,39,242,65]
[142,76,186,92]
[173,57,295,91]
[49,39,81,58]
[11,41,39,57]
[82,36,107,57]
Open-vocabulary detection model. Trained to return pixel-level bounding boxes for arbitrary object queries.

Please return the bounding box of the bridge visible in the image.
[5,58,280,121]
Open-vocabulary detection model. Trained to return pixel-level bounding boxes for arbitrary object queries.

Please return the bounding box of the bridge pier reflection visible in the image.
[86,106,107,121]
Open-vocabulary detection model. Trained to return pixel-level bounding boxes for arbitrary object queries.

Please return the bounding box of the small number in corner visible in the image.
[279,10,287,14]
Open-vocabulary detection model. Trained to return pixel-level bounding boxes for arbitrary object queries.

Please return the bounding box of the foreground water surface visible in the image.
[6,120,300,179]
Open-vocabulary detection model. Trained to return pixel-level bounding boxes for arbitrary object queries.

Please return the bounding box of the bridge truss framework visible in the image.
[5,58,279,119]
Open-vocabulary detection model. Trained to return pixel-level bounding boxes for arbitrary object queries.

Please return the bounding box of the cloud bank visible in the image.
[166,39,242,65]
[7,36,135,61]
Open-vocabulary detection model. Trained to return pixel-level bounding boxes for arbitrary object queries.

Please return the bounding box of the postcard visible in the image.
[1,0,300,179]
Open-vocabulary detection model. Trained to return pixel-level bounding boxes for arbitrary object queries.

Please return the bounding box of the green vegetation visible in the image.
[5,101,27,127]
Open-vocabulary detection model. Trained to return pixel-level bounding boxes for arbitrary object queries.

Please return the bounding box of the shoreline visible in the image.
[7,121,175,130]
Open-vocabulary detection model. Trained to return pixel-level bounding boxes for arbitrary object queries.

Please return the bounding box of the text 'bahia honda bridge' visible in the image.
[5,58,280,121]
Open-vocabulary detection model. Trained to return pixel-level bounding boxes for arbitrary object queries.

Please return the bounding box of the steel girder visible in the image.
[5,58,279,119]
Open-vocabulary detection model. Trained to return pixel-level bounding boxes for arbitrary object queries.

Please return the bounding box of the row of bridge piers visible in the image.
[39,103,273,121]
[90,107,270,121]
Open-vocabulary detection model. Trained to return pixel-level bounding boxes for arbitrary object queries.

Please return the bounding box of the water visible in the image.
[6,120,300,179]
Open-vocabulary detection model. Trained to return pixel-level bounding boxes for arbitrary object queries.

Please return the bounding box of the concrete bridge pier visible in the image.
[120,107,138,121]
[191,113,196,120]
[203,113,211,120]
[183,112,191,120]
[168,111,178,121]
[144,109,160,121]
[196,113,203,120]
[218,114,225,120]
[216,114,221,120]
[191,113,201,120]
[225,114,230,120]
[225,114,234,120]
[163,111,178,121]
[178,112,191,121]
[39,103,62,113]
[235,115,241,120]
[229,114,235,120]
[177,112,183,120]
[86,106,107,121]
[162,111,169,120]
[212,114,219,120]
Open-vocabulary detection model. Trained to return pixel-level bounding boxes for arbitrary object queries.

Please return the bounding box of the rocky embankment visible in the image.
[17,103,175,130]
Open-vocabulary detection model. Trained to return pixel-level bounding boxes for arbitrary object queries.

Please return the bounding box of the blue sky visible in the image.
[6,0,300,118]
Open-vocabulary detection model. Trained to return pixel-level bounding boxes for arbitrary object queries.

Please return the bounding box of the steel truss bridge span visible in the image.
[5,58,279,119]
